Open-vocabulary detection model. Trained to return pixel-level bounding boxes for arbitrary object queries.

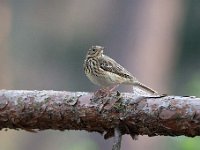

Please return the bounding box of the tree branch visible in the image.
[0,90,200,139]
[112,127,122,150]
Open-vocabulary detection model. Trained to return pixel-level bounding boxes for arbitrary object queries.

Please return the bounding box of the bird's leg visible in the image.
[94,85,119,97]
[107,84,119,92]
[94,88,108,97]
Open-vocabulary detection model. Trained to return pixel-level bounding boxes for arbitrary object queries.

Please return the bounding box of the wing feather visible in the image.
[99,55,135,80]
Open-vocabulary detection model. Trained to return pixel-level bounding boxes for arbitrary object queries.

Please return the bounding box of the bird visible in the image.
[83,45,157,95]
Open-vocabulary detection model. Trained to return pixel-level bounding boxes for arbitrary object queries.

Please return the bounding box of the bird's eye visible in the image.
[92,49,96,52]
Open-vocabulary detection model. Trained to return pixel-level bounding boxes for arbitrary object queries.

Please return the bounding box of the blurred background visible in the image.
[0,0,200,150]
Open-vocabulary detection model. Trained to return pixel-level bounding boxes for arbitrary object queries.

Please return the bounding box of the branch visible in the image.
[112,127,122,150]
[0,90,200,139]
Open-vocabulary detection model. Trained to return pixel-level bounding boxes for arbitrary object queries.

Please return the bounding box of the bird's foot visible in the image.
[94,88,110,97]
[94,85,119,97]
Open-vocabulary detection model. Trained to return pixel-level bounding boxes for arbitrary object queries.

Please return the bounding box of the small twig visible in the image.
[112,127,122,150]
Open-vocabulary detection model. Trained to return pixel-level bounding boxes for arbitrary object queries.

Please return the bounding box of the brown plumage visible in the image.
[83,45,157,94]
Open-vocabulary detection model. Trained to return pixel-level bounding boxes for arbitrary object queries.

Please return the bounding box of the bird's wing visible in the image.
[99,55,134,80]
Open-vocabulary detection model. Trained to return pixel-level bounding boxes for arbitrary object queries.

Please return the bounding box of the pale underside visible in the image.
[85,70,133,88]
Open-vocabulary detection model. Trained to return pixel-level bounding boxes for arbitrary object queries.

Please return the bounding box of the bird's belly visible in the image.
[86,72,122,87]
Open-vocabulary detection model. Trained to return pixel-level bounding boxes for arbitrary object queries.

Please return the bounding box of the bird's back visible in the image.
[99,55,137,84]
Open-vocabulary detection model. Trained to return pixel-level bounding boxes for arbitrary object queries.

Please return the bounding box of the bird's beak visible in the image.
[101,47,104,54]
[100,49,104,55]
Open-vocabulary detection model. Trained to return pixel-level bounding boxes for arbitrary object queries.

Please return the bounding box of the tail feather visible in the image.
[133,81,157,94]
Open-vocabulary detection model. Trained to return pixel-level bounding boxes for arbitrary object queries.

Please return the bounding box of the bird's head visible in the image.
[87,46,104,58]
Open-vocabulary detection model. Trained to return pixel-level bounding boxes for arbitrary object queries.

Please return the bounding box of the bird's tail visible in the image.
[133,81,157,94]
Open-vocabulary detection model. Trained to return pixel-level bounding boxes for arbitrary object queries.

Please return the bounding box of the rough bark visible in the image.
[0,90,199,139]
